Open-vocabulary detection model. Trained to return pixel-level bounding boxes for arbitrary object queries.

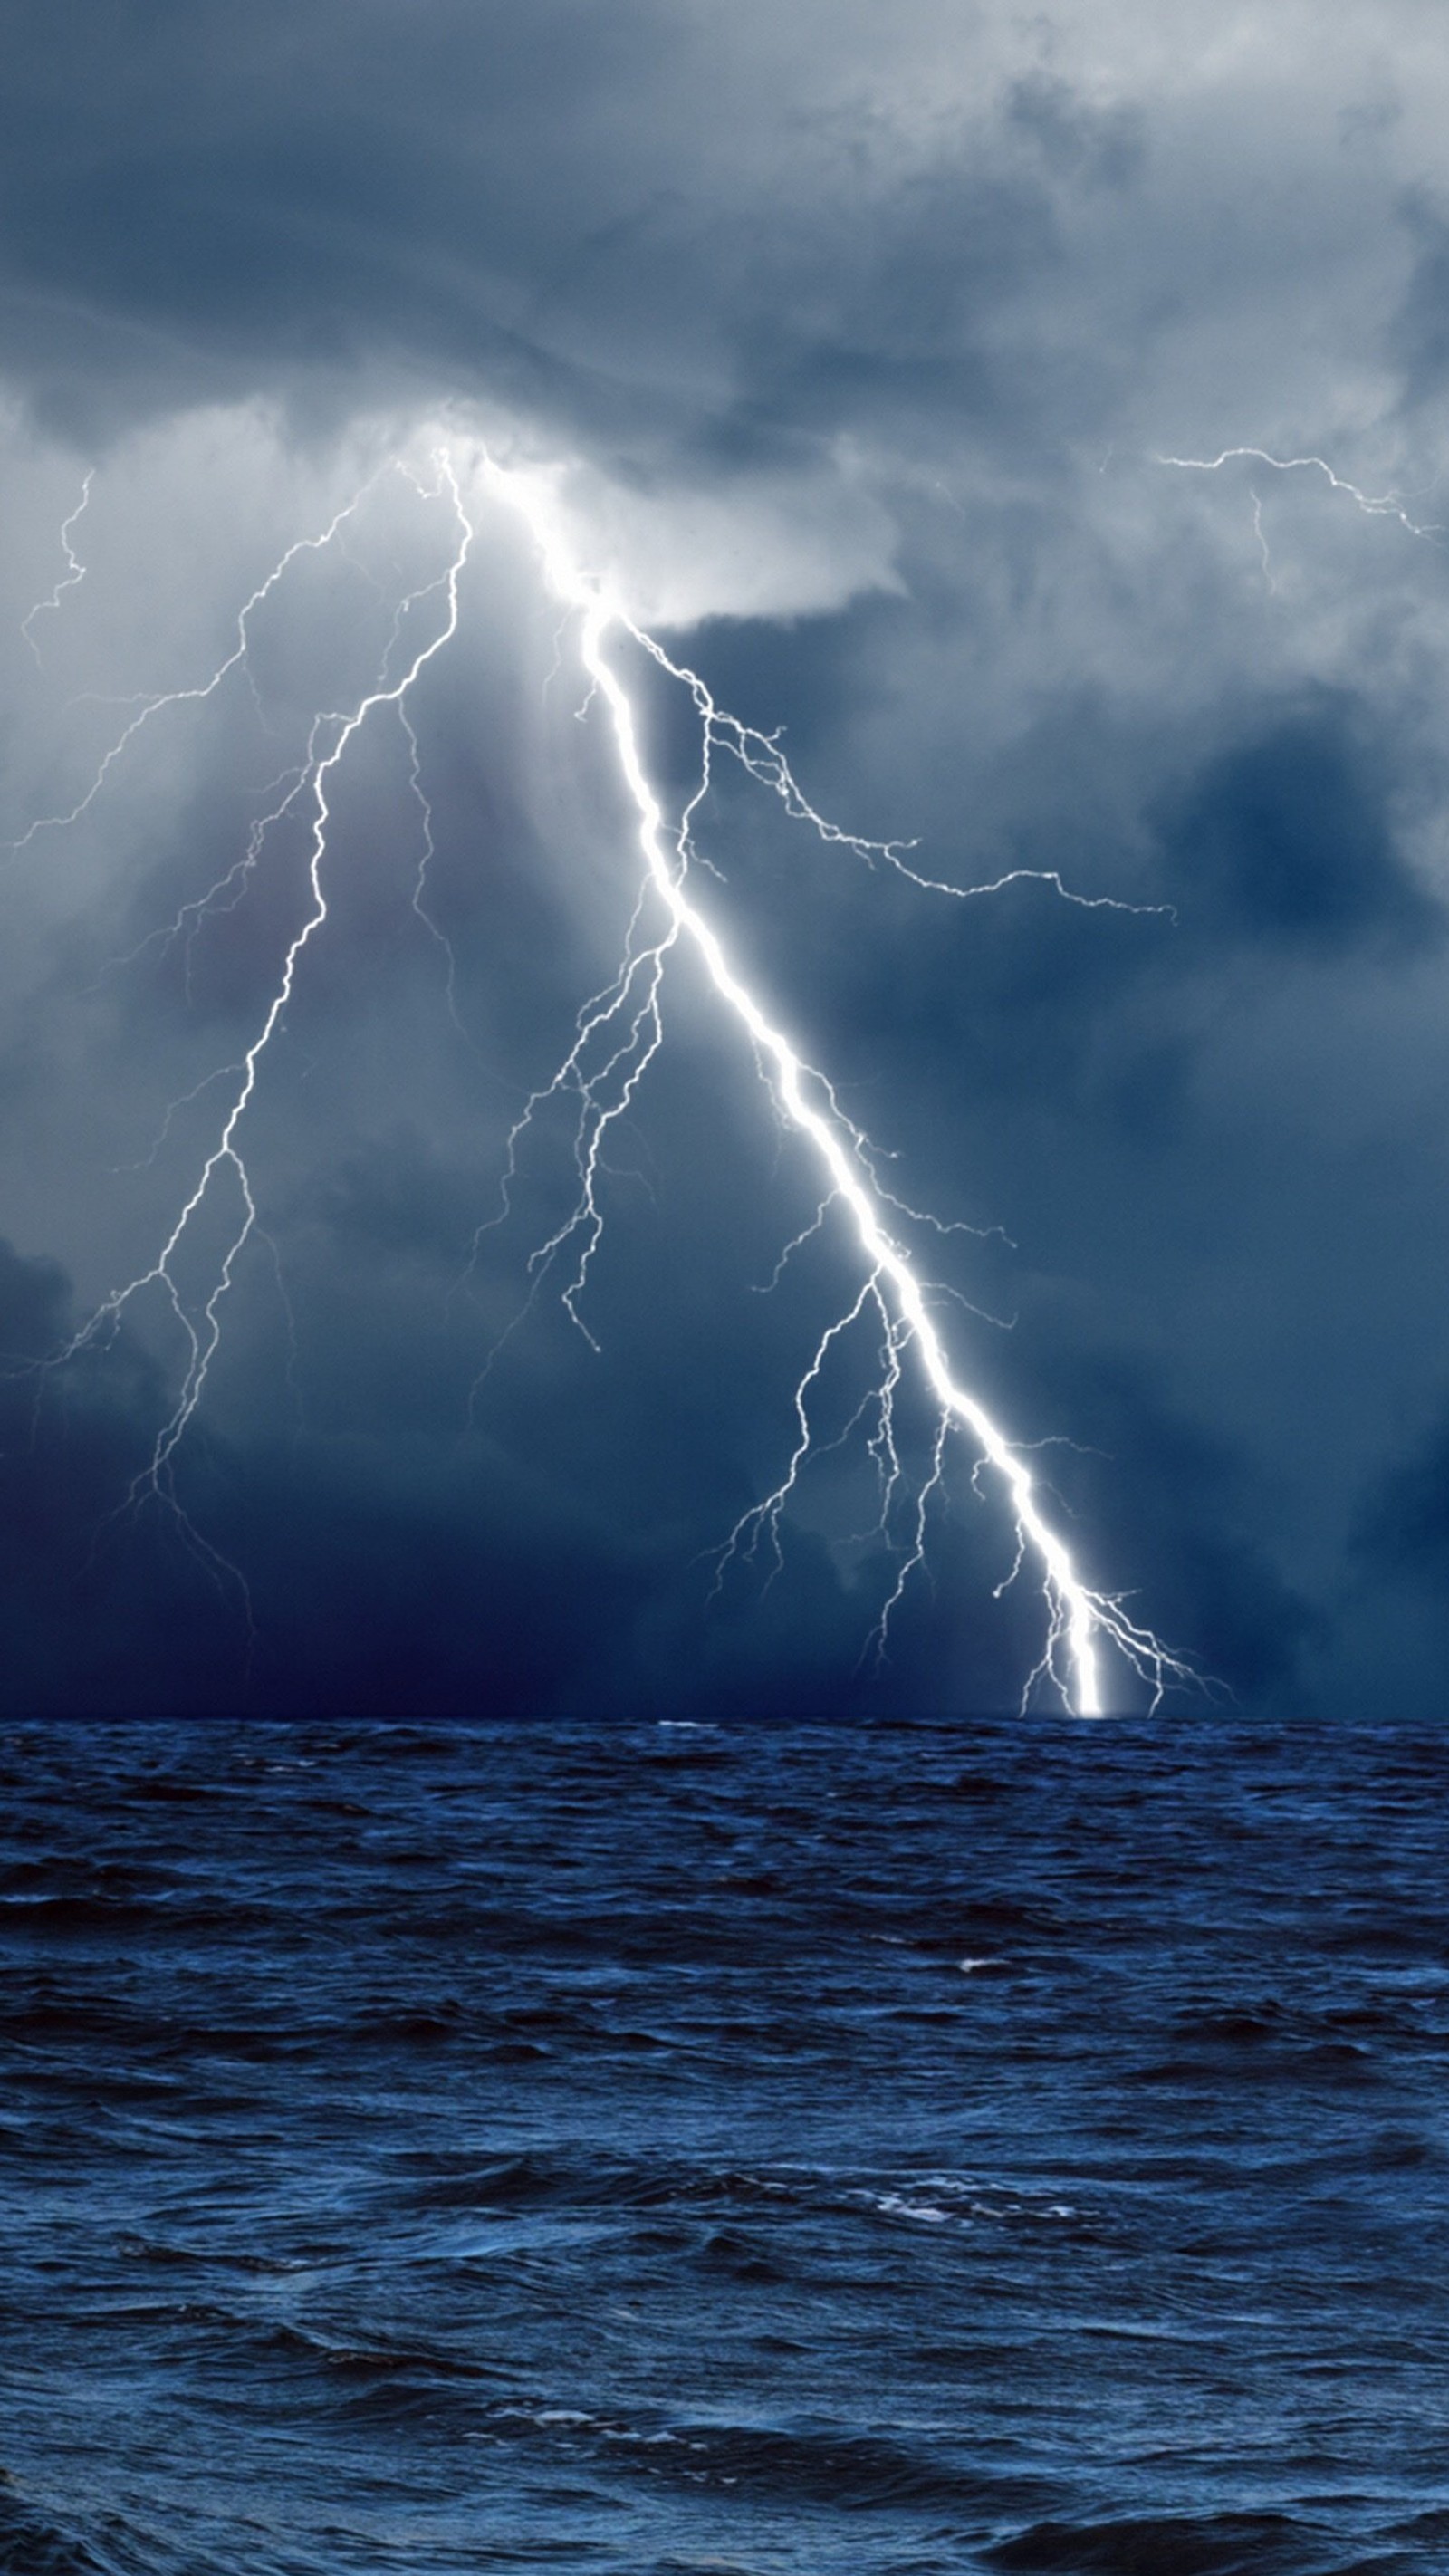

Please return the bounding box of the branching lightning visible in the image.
[15,436,1195,1716]
[629,622,1167,921]
[22,470,93,666]
[7,469,392,857]
[39,456,472,1571]
[477,456,1187,1716]
[1156,445,1448,550]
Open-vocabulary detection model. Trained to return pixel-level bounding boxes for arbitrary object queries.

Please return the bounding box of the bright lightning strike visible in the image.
[18,435,1193,1717]
[478,456,1187,1717]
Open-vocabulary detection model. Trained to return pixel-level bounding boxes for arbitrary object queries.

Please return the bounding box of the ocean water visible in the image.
[4,1717,1447,2576]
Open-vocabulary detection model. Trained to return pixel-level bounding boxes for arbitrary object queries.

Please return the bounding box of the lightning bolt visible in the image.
[21,469,93,667]
[41,455,473,1574]
[478,455,1188,1716]
[18,435,1191,1717]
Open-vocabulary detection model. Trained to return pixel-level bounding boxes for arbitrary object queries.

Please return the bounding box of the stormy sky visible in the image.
[2,0,1447,1718]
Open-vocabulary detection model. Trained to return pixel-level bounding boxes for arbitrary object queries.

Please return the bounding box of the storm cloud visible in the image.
[2,2,1447,1715]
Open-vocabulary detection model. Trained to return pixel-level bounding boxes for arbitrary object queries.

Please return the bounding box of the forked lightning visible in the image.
[16,439,1193,1716]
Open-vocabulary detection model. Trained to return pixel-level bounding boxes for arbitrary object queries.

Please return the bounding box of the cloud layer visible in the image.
[3,3,1448,1715]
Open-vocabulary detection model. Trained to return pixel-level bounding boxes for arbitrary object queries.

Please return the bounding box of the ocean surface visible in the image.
[4,1716,1448,2576]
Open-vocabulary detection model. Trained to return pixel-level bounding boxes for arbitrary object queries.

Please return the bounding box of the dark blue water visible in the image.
[4,1719,1448,2576]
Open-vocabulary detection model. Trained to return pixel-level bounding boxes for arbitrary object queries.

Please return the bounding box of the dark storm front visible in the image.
[3,1724,1447,2576]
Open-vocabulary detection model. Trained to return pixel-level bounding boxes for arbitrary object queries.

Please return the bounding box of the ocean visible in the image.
[3,1716,1446,2575]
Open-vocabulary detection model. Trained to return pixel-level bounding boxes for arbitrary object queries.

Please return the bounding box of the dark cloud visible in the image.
[0,0,1433,495]
[1391,190,1449,405]
[1354,1400,1449,1576]
[0,1237,227,1714]
[1005,73,1147,190]
[0,1211,1320,1720]
[0,0,1068,464]
[1156,693,1440,956]
[1025,1345,1321,1705]
[2,4,1448,1716]
[0,1230,657,1718]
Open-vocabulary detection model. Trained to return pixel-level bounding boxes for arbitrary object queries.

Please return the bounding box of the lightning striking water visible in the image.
[17,438,1191,1716]
[479,457,1185,1716]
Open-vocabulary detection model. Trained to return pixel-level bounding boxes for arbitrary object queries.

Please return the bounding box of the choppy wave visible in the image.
[3,1715,1447,2574]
